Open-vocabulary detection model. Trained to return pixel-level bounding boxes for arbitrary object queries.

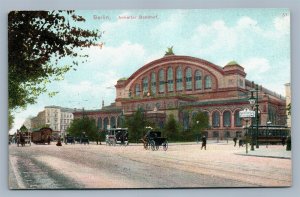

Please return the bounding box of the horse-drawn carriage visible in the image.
[141,130,168,151]
[106,128,128,146]
[65,134,75,144]
[16,131,31,147]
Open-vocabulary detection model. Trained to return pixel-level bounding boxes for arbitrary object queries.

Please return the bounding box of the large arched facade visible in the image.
[73,55,287,139]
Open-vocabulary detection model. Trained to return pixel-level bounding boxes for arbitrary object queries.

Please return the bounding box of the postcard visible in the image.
[8,9,291,189]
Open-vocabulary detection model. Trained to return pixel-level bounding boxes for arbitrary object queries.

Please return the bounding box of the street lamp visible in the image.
[266,120,272,148]
[196,120,199,143]
[249,84,259,150]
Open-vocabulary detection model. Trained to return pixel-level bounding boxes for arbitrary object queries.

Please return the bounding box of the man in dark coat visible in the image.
[201,135,207,150]
[233,137,237,147]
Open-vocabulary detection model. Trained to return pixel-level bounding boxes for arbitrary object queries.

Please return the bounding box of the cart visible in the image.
[106,128,128,146]
[16,131,31,147]
[142,131,168,151]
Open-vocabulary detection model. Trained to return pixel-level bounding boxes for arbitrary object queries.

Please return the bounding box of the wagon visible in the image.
[16,131,31,147]
[142,130,168,151]
[106,128,128,146]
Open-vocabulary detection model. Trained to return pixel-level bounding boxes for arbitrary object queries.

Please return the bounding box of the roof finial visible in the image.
[165,46,174,56]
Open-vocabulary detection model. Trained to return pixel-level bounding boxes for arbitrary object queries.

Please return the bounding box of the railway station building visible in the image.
[73,55,287,139]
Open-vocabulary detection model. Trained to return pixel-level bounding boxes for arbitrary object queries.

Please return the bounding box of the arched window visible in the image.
[110,117,116,128]
[176,67,183,91]
[97,117,102,129]
[103,117,109,130]
[167,67,174,92]
[135,84,140,96]
[159,69,165,93]
[185,67,192,90]
[183,111,189,131]
[234,110,242,127]
[205,75,212,89]
[212,111,220,128]
[117,116,122,128]
[142,77,148,94]
[223,111,231,127]
[151,72,156,95]
[195,70,202,90]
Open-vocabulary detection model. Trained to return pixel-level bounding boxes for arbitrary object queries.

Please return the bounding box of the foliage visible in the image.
[165,46,174,56]
[8,11,101,110]
[125,108,147,143]
[8,110,14,130]
[67,117,98,141]
[164,114,180,141]
[19,125,28,132]
[287,103,291,115]
[190,112,209,137]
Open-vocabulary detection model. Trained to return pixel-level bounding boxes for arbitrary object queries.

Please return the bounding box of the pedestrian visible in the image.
[239,139,243,147]
[281,136,286,146]
[56,138,62,146]
[47,135,51,145]
[201,135,207,150]
[233,137,237,147]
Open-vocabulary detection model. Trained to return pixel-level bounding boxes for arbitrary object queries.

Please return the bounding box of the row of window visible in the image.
[134,67,212,96]
[97,116,123,130]
[212,111,242,128]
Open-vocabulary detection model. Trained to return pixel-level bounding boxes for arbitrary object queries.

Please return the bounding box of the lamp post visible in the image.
[266,120,271,148]
[196,120,199,144]
[249,84,259,150]
[225,125,229,144]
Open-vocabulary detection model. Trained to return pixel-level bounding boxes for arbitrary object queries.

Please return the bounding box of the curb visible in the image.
[235,153,291,160]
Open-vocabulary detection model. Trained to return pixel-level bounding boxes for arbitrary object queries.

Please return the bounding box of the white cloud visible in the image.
[241,57,271,74]
[274,15,290,34]
[237,16,258,29]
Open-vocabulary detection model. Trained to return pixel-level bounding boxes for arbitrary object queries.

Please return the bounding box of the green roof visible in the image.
[118,77,128,81]
[226,61,238,66]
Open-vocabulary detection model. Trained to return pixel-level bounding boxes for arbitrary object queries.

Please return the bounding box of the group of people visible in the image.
[233,137,244,147]
[200,136,246,150]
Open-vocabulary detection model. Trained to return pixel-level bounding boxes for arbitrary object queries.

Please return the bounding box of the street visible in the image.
[9,141,292,189]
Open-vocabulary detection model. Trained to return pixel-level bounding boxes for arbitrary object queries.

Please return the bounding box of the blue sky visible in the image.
[10,9,290,133]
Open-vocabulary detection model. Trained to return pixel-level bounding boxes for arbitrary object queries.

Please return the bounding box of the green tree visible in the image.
[8,110,14,130]
[164,114,180,141]
[8,11,101,111]
[287,103,291,115]
[67,117,98,141]
[191,112,209,141]
[125,108,147,143]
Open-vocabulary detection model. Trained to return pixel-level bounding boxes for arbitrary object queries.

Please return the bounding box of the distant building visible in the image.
[31,106,74,136]
[285,83,291,127]
[74,55,287,138]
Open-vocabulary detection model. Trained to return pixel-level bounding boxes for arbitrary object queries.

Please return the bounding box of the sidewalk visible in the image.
[235,145,291,159]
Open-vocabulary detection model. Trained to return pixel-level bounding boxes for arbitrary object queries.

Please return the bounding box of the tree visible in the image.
[191,112,209,140]
[125,108,147,143]
[67,117,98,141]
[8,11,101,110]
[8,110,14,131]
[287,103,291,115]
[164,114,180,141]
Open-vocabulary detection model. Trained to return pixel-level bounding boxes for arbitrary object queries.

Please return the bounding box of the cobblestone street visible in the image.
[9,141,292,189]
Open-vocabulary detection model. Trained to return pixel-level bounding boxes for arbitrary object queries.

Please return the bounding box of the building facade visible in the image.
[74,55,287,138]
[31,106,74,136]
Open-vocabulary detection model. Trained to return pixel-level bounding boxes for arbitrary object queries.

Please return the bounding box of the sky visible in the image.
[10,9,290,133]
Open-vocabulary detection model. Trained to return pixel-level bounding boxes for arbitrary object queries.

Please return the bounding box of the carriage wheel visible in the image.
[143,141,148,150]
[150,140,156,151]
[155,145,159,150]
[163,140,168,151]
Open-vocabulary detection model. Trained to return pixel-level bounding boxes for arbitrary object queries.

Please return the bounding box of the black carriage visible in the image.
[65,135,75,144]
[16,131,31,147]
[106,128,128,146]
[142,131,168,151]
